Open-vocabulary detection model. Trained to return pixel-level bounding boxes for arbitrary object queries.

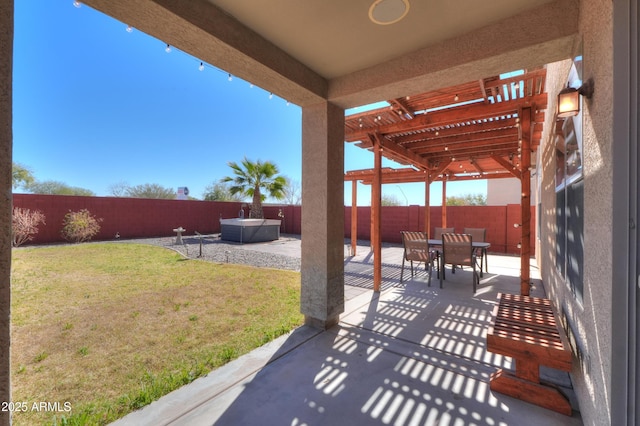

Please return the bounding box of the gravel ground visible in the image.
[121,235,302,272]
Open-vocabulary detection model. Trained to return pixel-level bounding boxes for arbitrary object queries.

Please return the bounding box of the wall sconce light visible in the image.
[557,78,594,118]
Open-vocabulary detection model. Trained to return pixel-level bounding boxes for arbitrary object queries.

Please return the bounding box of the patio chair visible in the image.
[433,227,454,240]
[439,233,480,293]
[463,227,488,276]
[400,231,439,286]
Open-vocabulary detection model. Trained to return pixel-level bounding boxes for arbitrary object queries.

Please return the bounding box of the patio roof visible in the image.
[344,69,548,182]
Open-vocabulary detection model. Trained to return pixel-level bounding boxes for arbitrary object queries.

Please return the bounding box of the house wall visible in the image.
[486,177,536,206]
[539,0,614,423]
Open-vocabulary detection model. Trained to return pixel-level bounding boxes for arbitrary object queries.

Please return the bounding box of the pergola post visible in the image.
[0,1,12,424]
[372,137,382,292]
[351,180,357,256]
[424,175,431,236]
[300,101,345,329]
[519,107,532,296]
[441,176,447,228]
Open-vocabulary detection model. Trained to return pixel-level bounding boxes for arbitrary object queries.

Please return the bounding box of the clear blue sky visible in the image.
[12,0,486,206]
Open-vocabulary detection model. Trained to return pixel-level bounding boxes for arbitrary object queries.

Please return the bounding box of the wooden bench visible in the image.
[486,293,573,415]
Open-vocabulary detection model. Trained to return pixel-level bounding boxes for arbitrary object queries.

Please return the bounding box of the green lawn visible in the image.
[10,243,303,425]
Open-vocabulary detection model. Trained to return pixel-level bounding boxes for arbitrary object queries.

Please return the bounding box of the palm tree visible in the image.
[221,158,287,219]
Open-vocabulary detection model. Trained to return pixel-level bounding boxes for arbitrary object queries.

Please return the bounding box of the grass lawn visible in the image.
[10,243,303,425]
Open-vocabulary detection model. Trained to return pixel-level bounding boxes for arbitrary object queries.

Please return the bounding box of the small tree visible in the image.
[26,180,96,196]
[12,207,46,247]
[12,162,35,190]
[61,209,103,243]
[125,183,176,199]
[446,193,487,206]
[202,182,244,202]
[381,194,403,206]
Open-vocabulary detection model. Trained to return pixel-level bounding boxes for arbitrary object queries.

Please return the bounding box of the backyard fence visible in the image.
[12,194,534,254]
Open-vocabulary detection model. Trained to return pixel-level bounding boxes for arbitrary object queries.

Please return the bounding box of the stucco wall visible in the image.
[539,0,614,423]
[486,178,536,206]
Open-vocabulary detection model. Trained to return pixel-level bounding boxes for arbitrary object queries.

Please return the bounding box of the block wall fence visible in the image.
[12,194,534,254]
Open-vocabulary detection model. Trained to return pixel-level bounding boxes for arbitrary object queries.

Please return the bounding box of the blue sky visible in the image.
[12,0,485,206]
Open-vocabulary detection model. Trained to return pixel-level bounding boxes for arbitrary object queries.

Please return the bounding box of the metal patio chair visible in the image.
[400,231,439,286]
[440,233,480,293]
[463,227,488,276]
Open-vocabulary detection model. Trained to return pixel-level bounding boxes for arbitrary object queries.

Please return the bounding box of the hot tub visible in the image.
[220,218,281,243]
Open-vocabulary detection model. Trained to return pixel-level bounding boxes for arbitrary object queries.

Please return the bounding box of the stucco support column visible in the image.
[0,1,12,424]
[301,101,344,329]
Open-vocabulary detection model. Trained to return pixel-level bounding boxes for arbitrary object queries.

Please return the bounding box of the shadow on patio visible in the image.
[112,247,583,425]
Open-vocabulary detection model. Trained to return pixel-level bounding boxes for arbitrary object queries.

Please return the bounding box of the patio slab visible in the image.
[111,243,582,425]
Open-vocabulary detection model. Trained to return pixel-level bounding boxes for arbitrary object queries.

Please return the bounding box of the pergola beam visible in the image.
[491,154,522,179]
[345,93,547,142]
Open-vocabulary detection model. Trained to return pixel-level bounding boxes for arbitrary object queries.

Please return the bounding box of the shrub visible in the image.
[12,207,46,247]
[61,209,103,243]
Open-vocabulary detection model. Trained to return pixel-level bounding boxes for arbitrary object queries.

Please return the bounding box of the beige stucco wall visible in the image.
[539,0,613,424]
[486,177,536,206]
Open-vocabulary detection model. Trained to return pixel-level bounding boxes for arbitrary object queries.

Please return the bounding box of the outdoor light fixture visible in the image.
[369,0,410,25]
[557,78,594,118]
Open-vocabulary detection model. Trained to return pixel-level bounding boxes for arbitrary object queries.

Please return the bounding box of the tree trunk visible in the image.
[250,187,263,218]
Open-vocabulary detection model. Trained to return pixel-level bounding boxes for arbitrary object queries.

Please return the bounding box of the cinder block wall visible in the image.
[343,204,535,254]
[11,194,300,243]
[13,194,533,253]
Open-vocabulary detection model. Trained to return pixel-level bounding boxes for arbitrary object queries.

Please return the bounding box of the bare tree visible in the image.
[282,178,302,205]
[108,181,130,197]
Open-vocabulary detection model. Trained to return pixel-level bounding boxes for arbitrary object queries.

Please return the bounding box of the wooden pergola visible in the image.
[344,69,548,296]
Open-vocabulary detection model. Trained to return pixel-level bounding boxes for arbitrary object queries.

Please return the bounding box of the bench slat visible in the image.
[487,293,572,370]
[487,293,574,415]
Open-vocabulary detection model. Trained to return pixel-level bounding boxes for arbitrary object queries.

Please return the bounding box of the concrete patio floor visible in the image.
[112,240,583,425]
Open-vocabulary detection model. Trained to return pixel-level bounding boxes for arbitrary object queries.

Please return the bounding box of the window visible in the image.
[555,60,584,303]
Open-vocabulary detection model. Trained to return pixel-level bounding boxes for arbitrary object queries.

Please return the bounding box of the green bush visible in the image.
[61,209,103,243]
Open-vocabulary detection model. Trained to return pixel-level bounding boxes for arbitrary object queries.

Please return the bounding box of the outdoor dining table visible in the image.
[428,239,491,276]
